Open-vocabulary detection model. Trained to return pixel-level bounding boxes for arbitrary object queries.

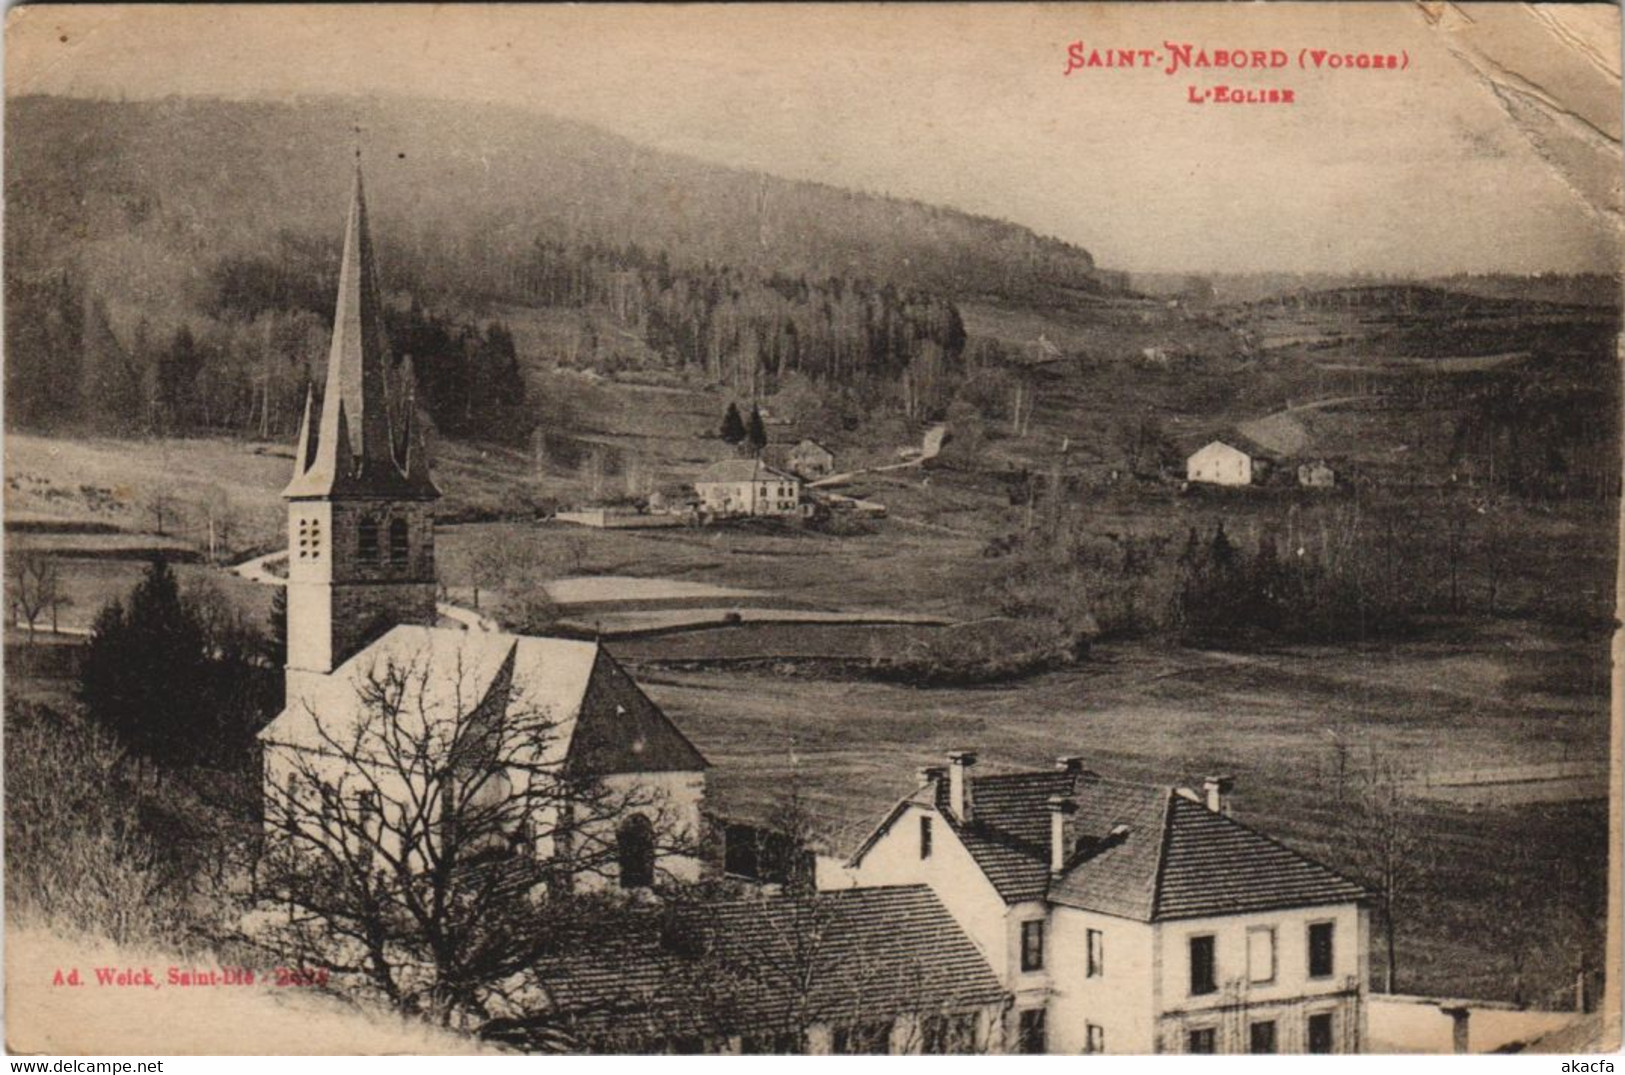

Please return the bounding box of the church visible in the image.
[257,164,708,890]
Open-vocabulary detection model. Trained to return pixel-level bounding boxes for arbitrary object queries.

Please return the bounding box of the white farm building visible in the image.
[1187,440,1258,486]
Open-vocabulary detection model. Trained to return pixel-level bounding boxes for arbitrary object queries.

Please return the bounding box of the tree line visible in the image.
[490,240,969,416]
[5,257,531,444]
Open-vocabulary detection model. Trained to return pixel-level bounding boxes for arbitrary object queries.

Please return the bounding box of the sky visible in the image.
[7,3,1623,276]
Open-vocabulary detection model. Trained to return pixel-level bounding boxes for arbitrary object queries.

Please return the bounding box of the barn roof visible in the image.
[529,885,1003,1048]
[260,624,707,776]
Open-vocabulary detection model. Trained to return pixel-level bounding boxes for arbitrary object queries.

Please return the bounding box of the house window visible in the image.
[919,815,932,860]
[1247,926,1277,984]
[1308,921,1335,978]
[389,517,409,564]
[1189,934,1217,995]
[1307,1012,1334,1054]
[1020,920,1046,973]
[1187,1027,1216,1054]
[1016,1008,1046,1054]
[832,1020,892,1054]
[1085,1023,1105,1054]
[1087,928,1104,978]
[358,517,380,564]
[616,814,655,889]
[1249,1020,1277,1054]
[922,1012,977,1055]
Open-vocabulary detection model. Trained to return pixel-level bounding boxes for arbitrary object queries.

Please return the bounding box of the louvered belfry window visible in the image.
[389,517,409,564]
[359,517,380,564]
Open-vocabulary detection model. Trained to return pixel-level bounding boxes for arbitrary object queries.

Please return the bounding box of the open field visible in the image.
[12,557,275,635]
[437,516,995,621]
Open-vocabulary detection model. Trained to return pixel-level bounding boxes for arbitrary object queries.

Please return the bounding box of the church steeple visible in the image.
[284,162,439,502]
[282,161,441,691]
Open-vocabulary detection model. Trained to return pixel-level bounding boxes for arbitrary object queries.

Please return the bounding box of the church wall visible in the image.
[600,769,707,887]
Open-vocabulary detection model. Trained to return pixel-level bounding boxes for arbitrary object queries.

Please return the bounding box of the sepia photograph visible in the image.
[2,2,1620,1059]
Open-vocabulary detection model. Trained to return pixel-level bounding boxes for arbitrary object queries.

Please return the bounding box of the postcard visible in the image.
[3,1,1620,1059]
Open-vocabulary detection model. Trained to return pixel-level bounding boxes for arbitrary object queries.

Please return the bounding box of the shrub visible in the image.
[4,702,192,945]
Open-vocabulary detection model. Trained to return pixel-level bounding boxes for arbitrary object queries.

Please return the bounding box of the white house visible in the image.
[260,162,707,892]
[694,459,803,517]
[1187,440,1258,486]
[1298,460,1337,489]
[844,753,1370,1054]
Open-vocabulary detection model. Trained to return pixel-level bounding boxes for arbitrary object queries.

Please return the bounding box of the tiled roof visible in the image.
[1048,780,1173,920]
[883,765,1367,920]
[532,885,1003,1049]
[1151,794,1368,919]
[942,772,1070,903]
[695,459,796,484]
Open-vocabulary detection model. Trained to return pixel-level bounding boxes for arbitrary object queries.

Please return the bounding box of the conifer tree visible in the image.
[747,405,768,454]
[720,402,746,444]
[79,558,210,769]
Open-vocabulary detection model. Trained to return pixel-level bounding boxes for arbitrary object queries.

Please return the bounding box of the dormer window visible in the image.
[359,518,380,565]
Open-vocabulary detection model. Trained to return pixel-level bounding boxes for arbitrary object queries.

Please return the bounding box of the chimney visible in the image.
[1047,795,1078,875]
[1203,774,1235,815]
[947,751,977,823]
[916,765,946,789]
[1055,756,1084,774]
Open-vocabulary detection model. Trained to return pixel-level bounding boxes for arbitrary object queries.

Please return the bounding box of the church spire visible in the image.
[285,161,439,501]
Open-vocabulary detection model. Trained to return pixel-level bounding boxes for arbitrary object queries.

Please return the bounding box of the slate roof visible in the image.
[285,164,438,502]
[530,885,1004,1049]
[695,459,797,485]
[259,624,707,776]
[858,765,1367,921]
[1151,793,1367,919]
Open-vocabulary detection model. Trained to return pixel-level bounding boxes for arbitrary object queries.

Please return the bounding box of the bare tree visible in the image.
[459,535,543,613]
[146,490,182,537]
[1347,744,1426,994]
[9,550,62,642]
[253,650,695,1037]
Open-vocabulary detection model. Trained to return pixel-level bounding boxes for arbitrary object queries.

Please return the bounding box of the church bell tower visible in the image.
[282,162,440,702]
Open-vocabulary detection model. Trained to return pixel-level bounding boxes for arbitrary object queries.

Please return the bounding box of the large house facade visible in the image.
[694,459,803,517]
[844,753,1370,1054]
[259,165,707,891]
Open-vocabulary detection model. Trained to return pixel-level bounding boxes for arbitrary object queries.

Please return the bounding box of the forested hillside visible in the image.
[5,94,1107,440]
